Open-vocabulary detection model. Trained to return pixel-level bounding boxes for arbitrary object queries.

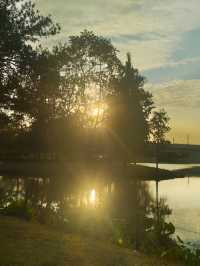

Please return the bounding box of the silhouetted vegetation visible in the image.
[0,1,160,161]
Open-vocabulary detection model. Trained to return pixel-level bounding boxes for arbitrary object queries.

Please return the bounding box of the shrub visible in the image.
[2,200,34,220]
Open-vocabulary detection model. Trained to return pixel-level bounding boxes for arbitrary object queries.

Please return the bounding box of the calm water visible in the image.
[145,163,200,245]
[1,162,200,245]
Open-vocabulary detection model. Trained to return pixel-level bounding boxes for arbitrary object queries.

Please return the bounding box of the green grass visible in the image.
[0,216,181,266]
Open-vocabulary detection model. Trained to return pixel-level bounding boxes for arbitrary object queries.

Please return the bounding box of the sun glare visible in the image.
[90,189,96,204]
[91,107,99,117]
[91,107,104,117]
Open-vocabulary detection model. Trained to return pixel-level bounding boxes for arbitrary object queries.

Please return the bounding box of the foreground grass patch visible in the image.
[0,216,181,266]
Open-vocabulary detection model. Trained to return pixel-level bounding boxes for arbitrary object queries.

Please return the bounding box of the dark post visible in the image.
[155,142,159,227]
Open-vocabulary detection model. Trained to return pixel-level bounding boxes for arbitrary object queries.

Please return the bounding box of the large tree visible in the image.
[59,30,121,126]
[0,0,60,155]
[106,53,154,163]
[0,0,60,112]
[10,31,121,156]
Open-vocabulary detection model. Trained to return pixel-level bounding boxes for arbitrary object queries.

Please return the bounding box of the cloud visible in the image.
[173,28,200,62]
[145,80,200,144]
[143,27,200,83]
[34,0,200,72]
[143,57,200,83]
[146,79,200,109]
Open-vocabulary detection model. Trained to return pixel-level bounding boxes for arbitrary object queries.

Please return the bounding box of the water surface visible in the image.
[147,163,200,244]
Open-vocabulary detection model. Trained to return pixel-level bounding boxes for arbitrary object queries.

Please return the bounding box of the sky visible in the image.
[35,0,200,144]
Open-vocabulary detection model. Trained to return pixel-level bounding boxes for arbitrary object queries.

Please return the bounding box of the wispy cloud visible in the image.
[143,57,200,83]
[146,80,200,109]
[34,0,200,71]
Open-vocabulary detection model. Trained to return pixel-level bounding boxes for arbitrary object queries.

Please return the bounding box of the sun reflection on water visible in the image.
[90,189,96,204]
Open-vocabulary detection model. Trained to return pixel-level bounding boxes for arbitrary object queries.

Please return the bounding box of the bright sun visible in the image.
[91,108,99,117]
[91,107,104,117]
[89,189,96,204]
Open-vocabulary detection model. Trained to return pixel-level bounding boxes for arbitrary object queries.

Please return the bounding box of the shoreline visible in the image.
[0,161,183,181]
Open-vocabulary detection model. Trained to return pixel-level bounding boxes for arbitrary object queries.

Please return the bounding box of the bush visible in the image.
[2,200,34,220]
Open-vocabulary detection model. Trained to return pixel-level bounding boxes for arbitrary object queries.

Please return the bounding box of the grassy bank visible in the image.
[0,216,182,266]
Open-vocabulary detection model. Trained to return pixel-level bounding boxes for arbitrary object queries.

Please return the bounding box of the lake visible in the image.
[1,162,200,246]
[144,163,200,246]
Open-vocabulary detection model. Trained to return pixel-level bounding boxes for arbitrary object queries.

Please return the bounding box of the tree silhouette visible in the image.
[106,53,153,163]
[0,0,60,120]
[150,109,170,226]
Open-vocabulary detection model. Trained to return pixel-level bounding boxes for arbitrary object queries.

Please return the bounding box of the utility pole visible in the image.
[155,142,159,228]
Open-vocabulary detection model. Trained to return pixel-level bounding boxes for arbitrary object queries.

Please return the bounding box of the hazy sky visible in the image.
[35,0,200,144]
